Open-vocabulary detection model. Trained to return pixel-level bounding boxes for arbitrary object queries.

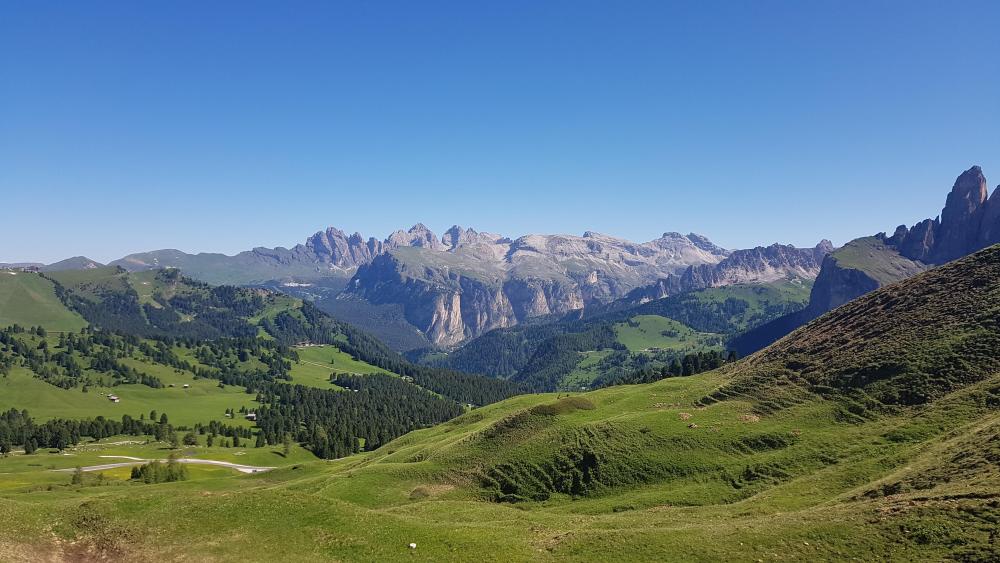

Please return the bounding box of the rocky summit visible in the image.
[732,165,1000,355]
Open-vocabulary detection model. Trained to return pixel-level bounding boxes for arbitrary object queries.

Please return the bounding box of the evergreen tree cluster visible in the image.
[129,455,189,483]
[592,350,736,388]
[0,408,251,453]
[255,375,463,459]
[1,326,164,389]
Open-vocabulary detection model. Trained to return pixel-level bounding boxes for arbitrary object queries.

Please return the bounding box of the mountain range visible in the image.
[103,226,829,348]
[12,165,997,356]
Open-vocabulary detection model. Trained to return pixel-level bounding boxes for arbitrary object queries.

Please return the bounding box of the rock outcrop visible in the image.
[732,165,1000,356]
[344,229,730,345]
[623,241,833,304]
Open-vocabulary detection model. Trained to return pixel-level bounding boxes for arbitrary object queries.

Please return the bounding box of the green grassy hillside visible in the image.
[1,247,996,561]
[614,314,722,352]
[827,236,927,286]
[0,272,87,332]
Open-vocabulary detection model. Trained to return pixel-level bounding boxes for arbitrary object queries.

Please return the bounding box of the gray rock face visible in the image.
[884,166,998,264]
[623,241,832,304]
[345,229,729,345]
[303,227,384,268]
[734,165,1000,356]
[386,223,447,251]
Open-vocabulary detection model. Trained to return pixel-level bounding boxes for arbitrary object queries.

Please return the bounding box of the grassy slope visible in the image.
[286,345,392,389]
[1,246,999,560]
[613,314,722,352]
[0,272,87,331]
[46,266,134,301]
[0,363,258,428]
[561,350,612,389]
[828,237,927,286]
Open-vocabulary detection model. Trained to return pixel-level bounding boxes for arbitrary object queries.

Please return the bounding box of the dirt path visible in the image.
[52,456,276,474]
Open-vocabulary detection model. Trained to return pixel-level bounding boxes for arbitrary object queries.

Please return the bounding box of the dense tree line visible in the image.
[592,350,736,388]
[1,326,164,389]
[509,326,624,391]
[45,269,262,340]
[0,407,251,454]
[255,374,463,459]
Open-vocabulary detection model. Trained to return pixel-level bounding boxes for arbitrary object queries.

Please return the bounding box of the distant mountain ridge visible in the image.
[104,224,822,347]
[621,241,832,304]
[732,165,1000,355]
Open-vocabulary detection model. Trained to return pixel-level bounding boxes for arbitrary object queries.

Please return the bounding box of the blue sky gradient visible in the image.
[2,1,998,263]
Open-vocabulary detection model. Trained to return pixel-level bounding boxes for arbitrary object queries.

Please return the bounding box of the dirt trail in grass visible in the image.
[299,359,335,369]
[51,456,276,474]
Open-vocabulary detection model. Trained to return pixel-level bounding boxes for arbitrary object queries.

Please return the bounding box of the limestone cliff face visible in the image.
[623,242,832,304]
[349,252,587,346]
[807,254,882,312]
[343,228,739,345]
[502,278,585,320]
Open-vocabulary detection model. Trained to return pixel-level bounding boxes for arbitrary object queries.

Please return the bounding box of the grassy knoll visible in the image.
[2,365,997,561]
[287,345,392,389]
[828,236,927,286]
[0,272,87,331]
[613,314,723,352]
[561,350,612,390]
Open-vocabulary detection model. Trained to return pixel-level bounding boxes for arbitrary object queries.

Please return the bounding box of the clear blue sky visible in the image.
[2,1,998,263]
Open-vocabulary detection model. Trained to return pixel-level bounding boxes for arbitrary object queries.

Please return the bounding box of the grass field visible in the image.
[0,272,87,331]
[0,434,318,493]
[1,367,996,561]
[0,368,259,428]
[286,345,392,389]
[561,349,612,390]
[613,315,723,352]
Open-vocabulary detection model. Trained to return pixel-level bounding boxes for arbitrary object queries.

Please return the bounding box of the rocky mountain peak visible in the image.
[941,165,988,226]
[685,233,728,255]
[386,223,446,251]
[814,239,835,254]
[442,225,485,248]
[932,165,991,263]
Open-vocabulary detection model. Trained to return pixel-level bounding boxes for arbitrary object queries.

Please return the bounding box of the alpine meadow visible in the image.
[2,2,1000,562]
